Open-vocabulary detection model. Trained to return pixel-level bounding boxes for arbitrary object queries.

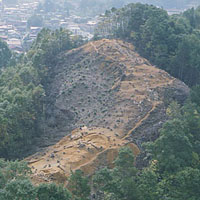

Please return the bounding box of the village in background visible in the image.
[0,0,198,53]
[0,0,98,53]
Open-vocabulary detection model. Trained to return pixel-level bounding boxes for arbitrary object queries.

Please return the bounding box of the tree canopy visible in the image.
[0,40,12,68]
[95,3,200,86]
[0,28,84,159]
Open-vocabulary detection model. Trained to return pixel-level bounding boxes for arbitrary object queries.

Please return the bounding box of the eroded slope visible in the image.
[26,39,189,183]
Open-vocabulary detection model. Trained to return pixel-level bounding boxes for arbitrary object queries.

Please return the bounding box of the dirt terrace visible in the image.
[26,39,189,183]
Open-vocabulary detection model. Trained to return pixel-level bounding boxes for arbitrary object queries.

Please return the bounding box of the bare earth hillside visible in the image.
[26,39,189,183]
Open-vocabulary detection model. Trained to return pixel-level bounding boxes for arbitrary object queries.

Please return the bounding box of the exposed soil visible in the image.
[26,39,189,183]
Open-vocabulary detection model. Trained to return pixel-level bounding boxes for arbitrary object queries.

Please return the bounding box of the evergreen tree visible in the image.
[68,170,90,200]
[0,40,12,68]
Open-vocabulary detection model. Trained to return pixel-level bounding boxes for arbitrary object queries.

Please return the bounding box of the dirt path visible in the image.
[122,102,160,139]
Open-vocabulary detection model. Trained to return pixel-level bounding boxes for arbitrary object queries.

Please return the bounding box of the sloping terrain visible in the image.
[28,127,140,184]
[26,39,189,183]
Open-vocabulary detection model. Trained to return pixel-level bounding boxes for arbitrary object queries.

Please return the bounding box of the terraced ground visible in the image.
[26,39,189,183]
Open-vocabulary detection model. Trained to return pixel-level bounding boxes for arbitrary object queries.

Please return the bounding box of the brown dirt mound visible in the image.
[26,39,189,183]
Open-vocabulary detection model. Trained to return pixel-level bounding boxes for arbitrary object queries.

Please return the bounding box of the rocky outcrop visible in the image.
[26,39,189,183]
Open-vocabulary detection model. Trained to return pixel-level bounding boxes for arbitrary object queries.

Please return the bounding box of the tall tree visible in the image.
[0,40,12,68]
[93,147,139,200]
[68,170,90,200]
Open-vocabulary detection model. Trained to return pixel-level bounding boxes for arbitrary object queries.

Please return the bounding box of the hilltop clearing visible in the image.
[26,39,189,183]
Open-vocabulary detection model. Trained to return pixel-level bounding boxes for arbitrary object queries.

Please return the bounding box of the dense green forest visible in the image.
[0,40,12,68]
[0,3,200,199]
[0,28,84,159]
[95,3,200,86]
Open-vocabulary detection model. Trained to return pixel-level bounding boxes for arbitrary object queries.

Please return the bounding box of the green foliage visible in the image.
[36,183,72,200]
[0,39,12,68]
[146,100,200,174]
[1,4,200,199]
[0,159,36,200]
[191,84,200,107]
[68,170,90,200]
[27,28,84,85]
[63,0,198,17]
[95,3,200,86]
[114,146,135,168]
[166,101,182,119]
[147,119,194,173]
[140,100,200,198]
[181,103,200,155]
[0,159,31,188]
[183,7,200,29]
[0,159,72,200]
[0,179,36,200]
[0,28,83,159]
[170,33,200,86]
[0,64,45,158]
[92,98,200,199]
[137,169,160,200]
[164,167,200,200]
[93,147,139,200]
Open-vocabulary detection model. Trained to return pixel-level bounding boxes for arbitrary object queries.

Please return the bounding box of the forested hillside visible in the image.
[0,40,12,68]
[0,28,84,159]
[0,3,200,200]
[95,3,200,86]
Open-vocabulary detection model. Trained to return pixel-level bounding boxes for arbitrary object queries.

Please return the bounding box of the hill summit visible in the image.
[26,39,189,183]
